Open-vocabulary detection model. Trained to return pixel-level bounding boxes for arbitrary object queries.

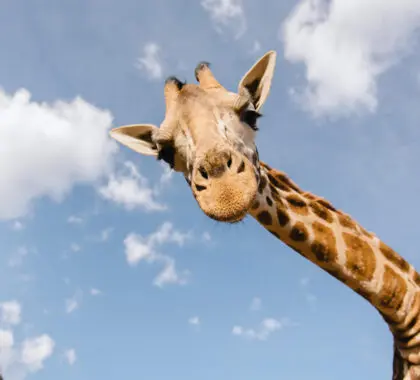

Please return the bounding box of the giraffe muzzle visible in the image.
[191,150,257,223]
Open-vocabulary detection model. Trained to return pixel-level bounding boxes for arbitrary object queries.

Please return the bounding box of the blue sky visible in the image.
[1,1,420,379]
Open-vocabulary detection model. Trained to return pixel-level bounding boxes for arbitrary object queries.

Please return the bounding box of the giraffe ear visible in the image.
[109,124,159,156]
[238,50,277,112]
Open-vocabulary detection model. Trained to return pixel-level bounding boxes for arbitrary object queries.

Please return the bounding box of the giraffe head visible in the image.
[110,51,276,223]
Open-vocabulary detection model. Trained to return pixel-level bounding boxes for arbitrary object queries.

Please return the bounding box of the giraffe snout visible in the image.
[191,150,257,223]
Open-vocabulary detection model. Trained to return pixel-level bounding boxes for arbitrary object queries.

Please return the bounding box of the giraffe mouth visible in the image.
[192,176,257,224]
[205,207,249,224]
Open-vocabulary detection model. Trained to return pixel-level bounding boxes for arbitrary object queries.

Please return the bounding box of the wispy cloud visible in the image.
[90,288,102,296]
[188,316,200,326]
[201,0,247,39]
[99,161,167,212]
[0,300,22,326]
[281,0,420,117]
[201,231,212,242]
[136,43,164,80]
[232,318,291,341]
[70,243,81,253]
[124,222,191,287]
[64,348,76,366]
[299,277,317,310]
[67,215,83,225]
[8,246,29,268]
[0,88,117,220]
[65,290,83,314]
[11,221,24,231]
[99,227,113,242]
[249,297,262,312]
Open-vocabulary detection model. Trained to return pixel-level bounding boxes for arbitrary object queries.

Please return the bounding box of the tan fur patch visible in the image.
[343,233,376,282]
[289,222,309,242]
[310,202,333,223]
[311,222,338,264]
[377,265,407,314]
[379,242,410,273]
[286,195,309,216]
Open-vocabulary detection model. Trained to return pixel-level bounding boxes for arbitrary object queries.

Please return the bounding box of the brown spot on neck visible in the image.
[257,210,273,226]
[380,242,410,273]
[310,201,333,223]
[311,222,338,265]
[286,195,309,216]
[376,265,407,317]
[289,222,309,242]
[343,233,376,282]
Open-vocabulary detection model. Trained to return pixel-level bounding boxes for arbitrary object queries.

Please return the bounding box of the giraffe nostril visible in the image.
[199,167,208,180]
[227,157,233,169]
[237,160,245,174]
[195,184,207,192]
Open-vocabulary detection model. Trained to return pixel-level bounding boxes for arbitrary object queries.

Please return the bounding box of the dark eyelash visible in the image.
[241,110,262,131]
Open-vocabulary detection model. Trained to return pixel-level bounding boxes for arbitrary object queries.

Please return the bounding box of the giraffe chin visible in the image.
[192,176,257,224]
[204,208,249,224]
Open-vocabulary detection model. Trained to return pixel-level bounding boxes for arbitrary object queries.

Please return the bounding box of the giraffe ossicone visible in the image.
[110,51,420,380]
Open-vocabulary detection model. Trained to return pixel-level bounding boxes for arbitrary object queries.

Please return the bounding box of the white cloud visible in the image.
[0,307,54,380]
[0,88,117,220]
[0,329,14,348]
[282,0,420,117]
[136,43,163,80]
[188,316,200,326]
[124,222,191,287]
[21,335,55,372]
[232,318,292,341]
[0,332,55,380]
[249,297,262,311]
[99,161,166,212]
[0,301,22,326]
[201,0,247,39]
[8,247,29,268]
[67,215,83,225]
[90,288,102,296]
[153,257,188,287]
[64,349,76,366]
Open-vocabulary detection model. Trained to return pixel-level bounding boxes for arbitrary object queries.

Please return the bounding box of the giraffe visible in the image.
[110,51,420,379]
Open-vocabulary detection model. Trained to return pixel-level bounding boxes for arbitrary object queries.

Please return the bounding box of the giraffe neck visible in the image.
[249,161,420,368]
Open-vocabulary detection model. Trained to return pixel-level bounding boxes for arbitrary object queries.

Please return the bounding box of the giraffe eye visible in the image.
[241,110,261,131]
